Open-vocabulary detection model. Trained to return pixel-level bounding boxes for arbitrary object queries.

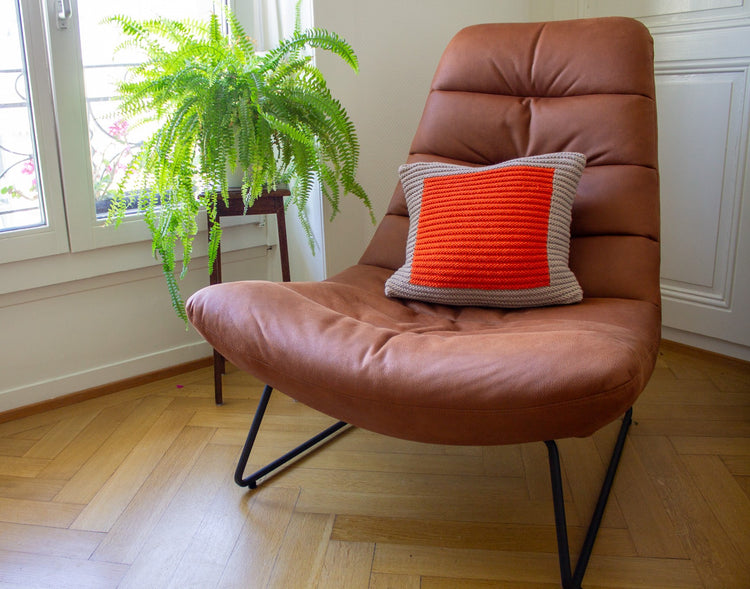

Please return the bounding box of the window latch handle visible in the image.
[56,0,72,29]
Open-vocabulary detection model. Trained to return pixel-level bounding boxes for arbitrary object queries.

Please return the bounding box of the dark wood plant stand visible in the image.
[208,188,291,404]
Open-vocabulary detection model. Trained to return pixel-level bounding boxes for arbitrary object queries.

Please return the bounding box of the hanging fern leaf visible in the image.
[104,4,371,323]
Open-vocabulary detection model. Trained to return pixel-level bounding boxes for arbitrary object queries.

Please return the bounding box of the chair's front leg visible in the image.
[545,408,633,589]
[234,384,349,488]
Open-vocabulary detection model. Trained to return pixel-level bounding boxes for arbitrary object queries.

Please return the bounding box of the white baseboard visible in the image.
[662,326,750,362]
[0,340,212,413]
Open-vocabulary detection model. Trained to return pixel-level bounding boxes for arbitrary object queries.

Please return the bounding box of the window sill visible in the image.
[0,214,272,298]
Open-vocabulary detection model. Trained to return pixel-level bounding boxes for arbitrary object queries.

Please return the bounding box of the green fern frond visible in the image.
[105,5,371,323]
[262,28,358,73]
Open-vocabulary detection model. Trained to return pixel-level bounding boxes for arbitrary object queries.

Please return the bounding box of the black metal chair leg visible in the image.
[235,388,632,587]
[234,385,349,488]
[545,408,633,589]
[546,439,574,587]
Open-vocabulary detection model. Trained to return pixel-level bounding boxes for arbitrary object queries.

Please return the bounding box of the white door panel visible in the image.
[579,1,750,360]
[657,68,746,307]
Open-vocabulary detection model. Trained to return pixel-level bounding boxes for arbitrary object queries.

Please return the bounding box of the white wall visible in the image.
[529,0,578,21]
[0,246,277,412]
[313,0,533,276]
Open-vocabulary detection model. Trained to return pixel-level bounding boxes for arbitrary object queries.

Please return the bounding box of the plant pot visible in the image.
[226,161,246,189]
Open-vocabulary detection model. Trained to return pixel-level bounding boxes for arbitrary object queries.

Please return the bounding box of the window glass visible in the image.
[77,0,227,218]
[0,1,45,233]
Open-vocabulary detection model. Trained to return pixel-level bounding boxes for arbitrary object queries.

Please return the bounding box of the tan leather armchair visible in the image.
[187,17,659,589]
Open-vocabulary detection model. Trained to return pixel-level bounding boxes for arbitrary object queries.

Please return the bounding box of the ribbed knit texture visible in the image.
[385,152,586,307]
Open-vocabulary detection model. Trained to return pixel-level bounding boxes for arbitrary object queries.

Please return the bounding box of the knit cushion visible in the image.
[385,152,586,307]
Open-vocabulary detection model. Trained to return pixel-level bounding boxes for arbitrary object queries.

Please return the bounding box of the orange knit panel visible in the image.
[410,165,554,290]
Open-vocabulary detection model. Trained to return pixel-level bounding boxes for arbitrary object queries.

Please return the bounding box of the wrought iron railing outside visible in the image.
[0,62,142,232]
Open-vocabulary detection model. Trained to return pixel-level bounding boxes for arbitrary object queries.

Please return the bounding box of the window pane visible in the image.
[77,0,227,218]
[0,0,45,233]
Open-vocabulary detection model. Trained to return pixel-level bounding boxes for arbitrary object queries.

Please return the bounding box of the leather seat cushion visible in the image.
[187,263,660,446]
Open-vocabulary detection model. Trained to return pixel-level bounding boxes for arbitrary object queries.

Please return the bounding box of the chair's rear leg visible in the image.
[235,388,633,587]
[545,439,574,588]
[545,408,633,589]
[234,385,349,488]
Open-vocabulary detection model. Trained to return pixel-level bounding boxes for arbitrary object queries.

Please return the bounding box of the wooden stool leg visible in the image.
[275,208,291,282]
[213,349,225,405]
[206,190,291,405]
[208,228,225,405]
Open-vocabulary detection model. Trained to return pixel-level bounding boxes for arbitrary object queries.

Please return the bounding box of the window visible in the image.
[0,0,251,271]
[0,1,307,295]
[55,0,234,252]
[0,2,44,232]
[0,0,68,263]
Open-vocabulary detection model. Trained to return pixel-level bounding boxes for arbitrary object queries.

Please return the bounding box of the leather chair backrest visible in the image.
[360,17,660,307]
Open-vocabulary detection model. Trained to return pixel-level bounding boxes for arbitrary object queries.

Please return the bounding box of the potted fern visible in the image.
[105,6,372,322]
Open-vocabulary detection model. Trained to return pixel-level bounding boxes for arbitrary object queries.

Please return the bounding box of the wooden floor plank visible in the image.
[372,544,565,586]
[558,436,627,529]
[90,425,214,563]
[583,554,702,588]
[639,376,745,406]
[630,435,750,587]
[633,402,750,422]
[0,409,75,438]
[670,436,750,456]
[0,437,36,457]
[721,454,750,476]
[0,455,50,478]
[53,396,173,505]
[368,572,421,589]
[217,486,300,589]
[681,454,750,560]
[116,444,240,589]
[69,408,195,532]
[628,418,750,437]
[0,548,127,589]
[520,442,555,501]
[599,432,687,559]
[0,522,103,559]
[0,496,82,528]
[264,511,334,588]
[164,445,256,589]
[0,474,65,502]
[331,514,635,556]
[421,578,560,589]
[38,399,141,481]
[315,540,374,589]
[23,408,100,460]
[4,423,56,440]
[296,489,577,526]
[268,466,528,500]
[0,342,746,588]
[374,544,701,588]
[481,444,525,478]
[295,448,486,477]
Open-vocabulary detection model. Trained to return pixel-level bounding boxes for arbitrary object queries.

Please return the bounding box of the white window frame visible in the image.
[0,0,271,295]
[0,0,69,264]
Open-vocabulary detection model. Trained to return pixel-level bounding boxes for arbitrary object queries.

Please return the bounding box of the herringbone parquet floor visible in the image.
[0,341,748,588]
